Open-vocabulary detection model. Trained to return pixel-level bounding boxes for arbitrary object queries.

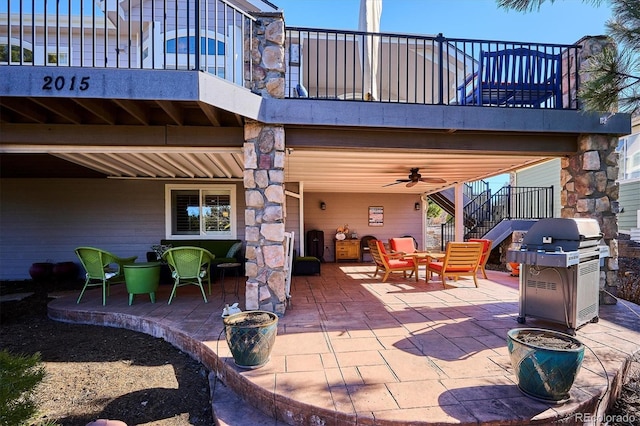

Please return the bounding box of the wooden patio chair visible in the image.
[426,242,483,288]
[389,236,429,265]
[468,238,493,279]
[368,239,418,283]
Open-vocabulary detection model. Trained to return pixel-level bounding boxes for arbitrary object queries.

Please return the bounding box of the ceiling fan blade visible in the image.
[382,181,404,187]
[419,177,447,184]
[405,181,418,188]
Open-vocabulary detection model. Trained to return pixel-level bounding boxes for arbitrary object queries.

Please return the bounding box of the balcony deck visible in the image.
[48,262,640,425]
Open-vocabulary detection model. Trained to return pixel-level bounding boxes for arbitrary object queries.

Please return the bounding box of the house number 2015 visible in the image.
[42,75,90,91]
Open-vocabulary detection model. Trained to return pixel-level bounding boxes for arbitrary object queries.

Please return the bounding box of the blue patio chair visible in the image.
[458,47,562,108]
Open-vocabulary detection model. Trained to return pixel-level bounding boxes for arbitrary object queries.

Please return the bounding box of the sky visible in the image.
[273,0,612,189]
[274,0,611,45]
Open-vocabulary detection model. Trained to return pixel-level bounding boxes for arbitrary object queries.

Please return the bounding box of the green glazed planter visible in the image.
[507,328,585,403]
[224,310,278,369]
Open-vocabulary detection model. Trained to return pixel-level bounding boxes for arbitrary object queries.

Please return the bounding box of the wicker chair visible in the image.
[368,239,418,282]
[360,235,377,262]
[75,247,138,305]
[162,246,215,304]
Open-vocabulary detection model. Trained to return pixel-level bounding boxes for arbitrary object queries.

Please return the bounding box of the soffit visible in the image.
[0,146,548,194]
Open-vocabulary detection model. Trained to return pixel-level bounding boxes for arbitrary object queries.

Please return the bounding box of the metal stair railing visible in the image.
[440,185,554,250]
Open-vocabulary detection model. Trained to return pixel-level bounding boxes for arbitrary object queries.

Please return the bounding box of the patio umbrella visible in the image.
[358,0,382,101]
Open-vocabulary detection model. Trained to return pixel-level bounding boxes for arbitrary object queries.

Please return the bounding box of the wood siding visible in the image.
[619,180,640,231]
[512,158,561,217]
[0,179,246,280]
[303,192,424,262]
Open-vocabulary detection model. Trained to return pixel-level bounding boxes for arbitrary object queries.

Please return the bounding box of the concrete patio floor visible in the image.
[48,262,640,425]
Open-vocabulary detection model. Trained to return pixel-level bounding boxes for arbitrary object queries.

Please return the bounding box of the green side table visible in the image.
[123,262,161,305]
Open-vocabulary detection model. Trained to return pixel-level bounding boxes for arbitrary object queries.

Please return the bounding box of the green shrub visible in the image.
[0,349,46,426]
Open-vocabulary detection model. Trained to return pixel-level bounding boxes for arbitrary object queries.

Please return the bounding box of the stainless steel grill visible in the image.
[506,218,610,334]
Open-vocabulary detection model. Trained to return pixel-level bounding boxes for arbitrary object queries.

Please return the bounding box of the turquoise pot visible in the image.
[507,328,585,403]
[224,311,278,369]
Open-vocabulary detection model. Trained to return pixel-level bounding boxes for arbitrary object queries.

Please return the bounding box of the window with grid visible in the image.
[166,184,236,238]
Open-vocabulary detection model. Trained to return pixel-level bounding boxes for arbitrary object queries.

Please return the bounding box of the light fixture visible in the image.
[320,202,326,210]
[414,202,421,211]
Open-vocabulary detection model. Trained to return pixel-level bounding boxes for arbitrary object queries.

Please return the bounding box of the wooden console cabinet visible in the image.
[335,239,360,262]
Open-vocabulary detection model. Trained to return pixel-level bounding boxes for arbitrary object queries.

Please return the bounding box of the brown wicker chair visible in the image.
[360,235,377,262]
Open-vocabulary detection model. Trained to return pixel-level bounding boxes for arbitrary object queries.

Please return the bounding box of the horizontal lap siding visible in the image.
[619,180,640,231]
[0,179,246,280]
[303,192,423,261]
[513,158,561,217]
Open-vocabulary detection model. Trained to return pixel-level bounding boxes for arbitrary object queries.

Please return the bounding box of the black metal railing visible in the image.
[1,0,253,86]
[440,185,554,249]
[286,28,580,109]
[2,4,581,109]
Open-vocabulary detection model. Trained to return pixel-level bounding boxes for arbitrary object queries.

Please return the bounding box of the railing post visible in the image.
[437,33,444,105]
[195,0,201,71]
[507,185,512,220]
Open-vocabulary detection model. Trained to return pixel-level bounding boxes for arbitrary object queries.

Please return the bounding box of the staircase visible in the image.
[429,181,554,250]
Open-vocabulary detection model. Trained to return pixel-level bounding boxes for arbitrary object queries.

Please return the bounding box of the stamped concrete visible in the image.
[48,263,640,425]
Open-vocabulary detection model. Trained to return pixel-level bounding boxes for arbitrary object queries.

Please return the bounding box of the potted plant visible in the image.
[507,328,585,403]
[223,310,278,369]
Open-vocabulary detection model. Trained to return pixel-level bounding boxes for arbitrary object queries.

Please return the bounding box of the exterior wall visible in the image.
[619,180,640,231]
[303,192,423,261]
[0,178,246,280]
[512,158,562,217]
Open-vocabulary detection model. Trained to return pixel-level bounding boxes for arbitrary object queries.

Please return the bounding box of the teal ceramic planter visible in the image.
[507,328,585,403]
[123,262,161,305]
[224,311,278,369]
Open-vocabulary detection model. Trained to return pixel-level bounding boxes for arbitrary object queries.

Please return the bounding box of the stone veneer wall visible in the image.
[562,36,620,304]
[561,135,620,303]
[243,12,288,314]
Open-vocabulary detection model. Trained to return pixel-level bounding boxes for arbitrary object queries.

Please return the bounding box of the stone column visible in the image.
[561,135,619,304]
[243,12,288,314]
[560,35,620,305]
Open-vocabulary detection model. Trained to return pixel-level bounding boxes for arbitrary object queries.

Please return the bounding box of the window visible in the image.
[47,50,69,65]
[166,36,225,55]
[0,42,33,64]
[165,184,237,239]
[618,133,640,180]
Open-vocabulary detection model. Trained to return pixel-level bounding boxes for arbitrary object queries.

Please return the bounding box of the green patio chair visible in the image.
[75,247,138,306]
[162,246,215,304]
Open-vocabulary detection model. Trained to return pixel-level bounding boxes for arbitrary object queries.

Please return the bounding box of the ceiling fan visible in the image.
[383,168,446,188]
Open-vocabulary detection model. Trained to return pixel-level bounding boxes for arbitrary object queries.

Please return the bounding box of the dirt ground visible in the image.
[0,280,214,426]
[0,258,639,426]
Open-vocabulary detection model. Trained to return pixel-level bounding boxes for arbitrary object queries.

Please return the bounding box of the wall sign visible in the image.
[368,206,383,227]
[42,75,91,91]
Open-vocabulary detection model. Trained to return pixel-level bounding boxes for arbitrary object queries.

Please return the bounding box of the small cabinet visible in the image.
[335,239,360,262]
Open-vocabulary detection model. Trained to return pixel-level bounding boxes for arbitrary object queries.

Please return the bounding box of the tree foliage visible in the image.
[498,0,640,114]
[0,350,46,426]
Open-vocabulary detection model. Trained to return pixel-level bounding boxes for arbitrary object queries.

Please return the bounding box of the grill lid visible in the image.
[522,218,603,252]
